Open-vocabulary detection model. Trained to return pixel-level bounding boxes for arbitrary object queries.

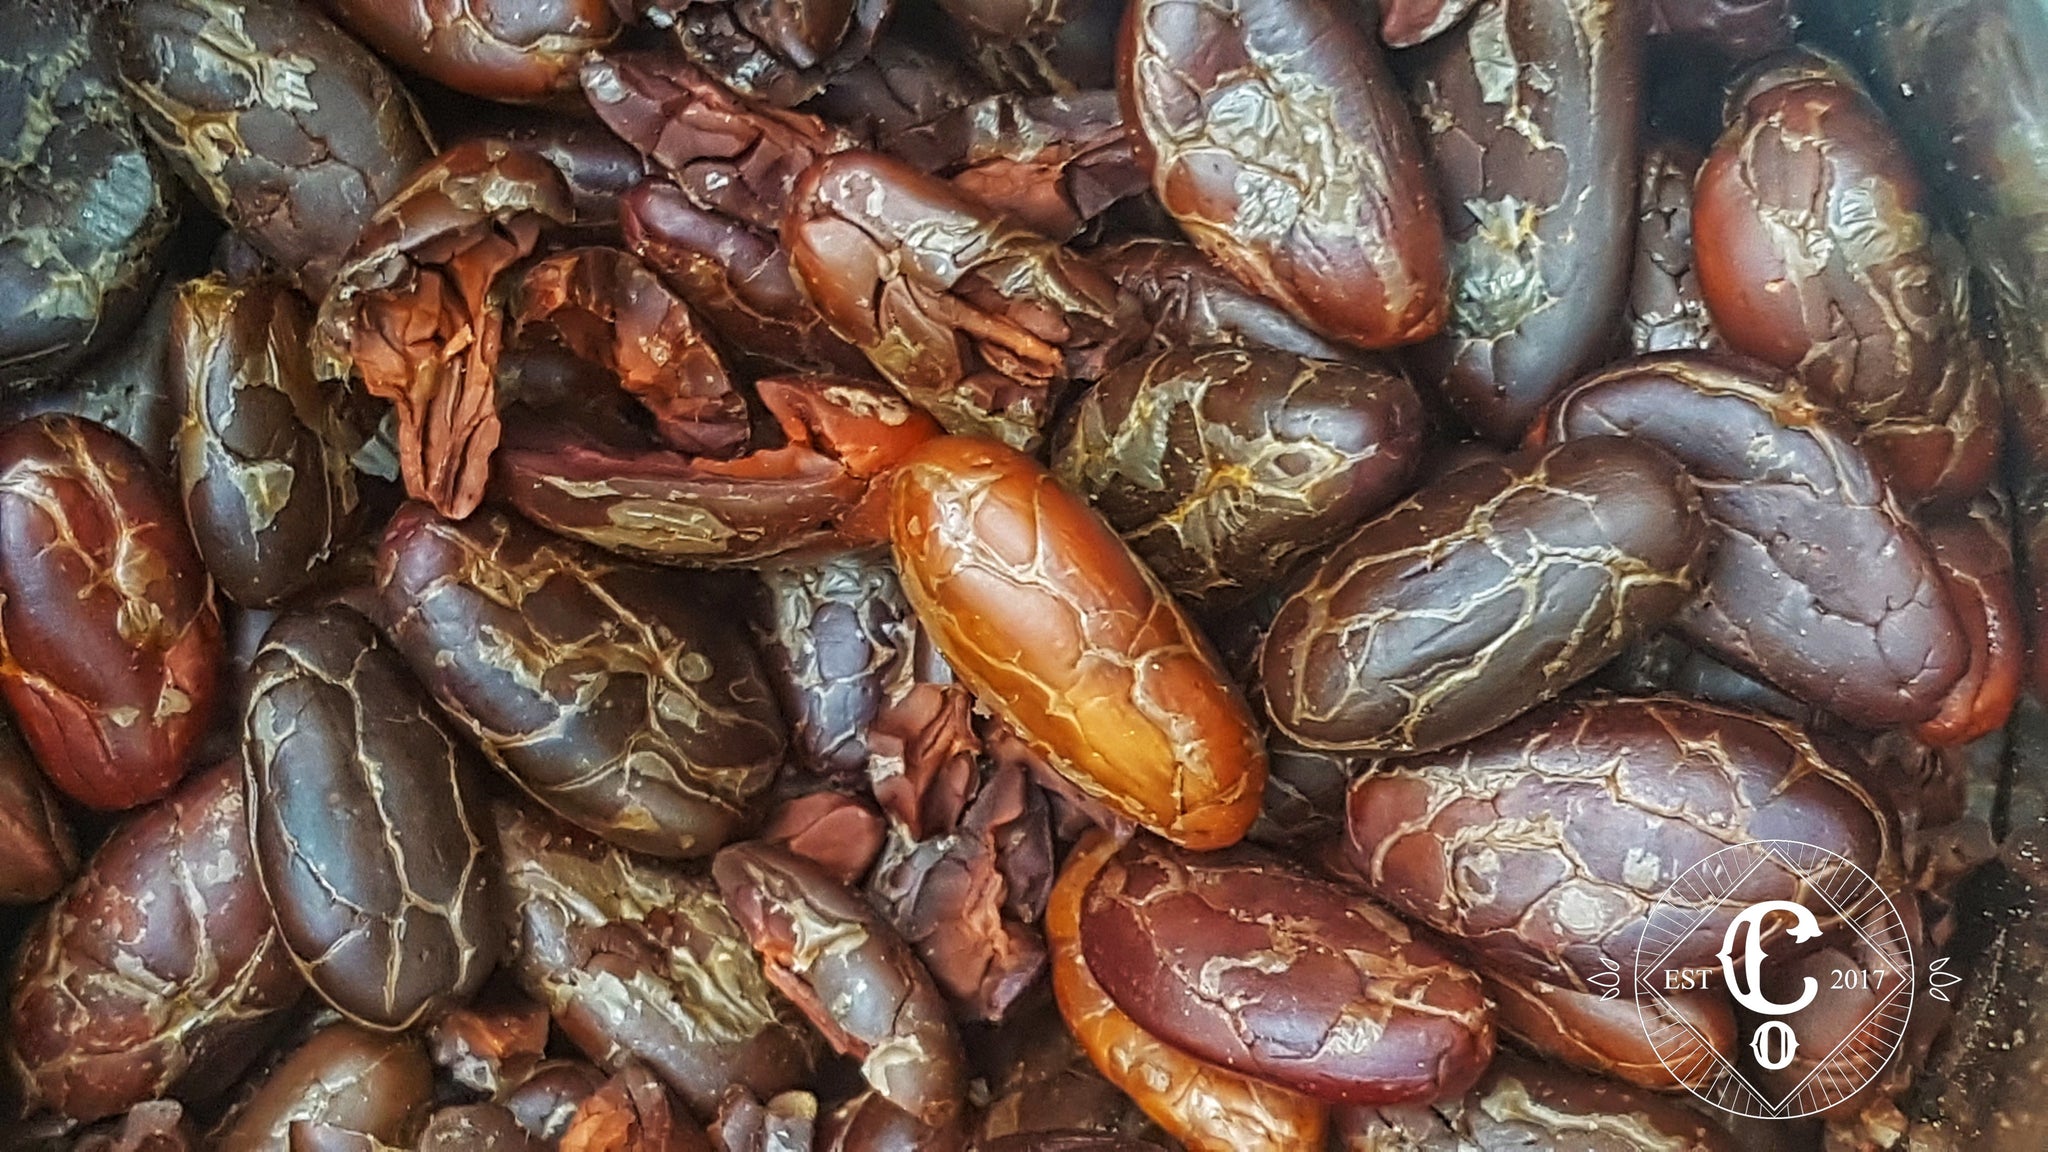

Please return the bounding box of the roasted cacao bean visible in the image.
[118,0,433,298]
[213,1024,435,1152]
[1053,346,1425,615]
[0,0,178,387]
[890,436,1266,850]
[1542,352,1966,727]
[1403,0,1648,443]
[1120,0,1446,350]
[712,841,969,1130]
[7,760,303,1124]
[244,604,503,1030]
[496,800,812,1117]
[173,275,368,608]
[1047,832,1329,1152]
[1344,696,1897,991]
[325,0,619,102]
[0,414,222,810]
[1260,436,1708,755]
[378,503,787,858]
[1079,836,1495,1105]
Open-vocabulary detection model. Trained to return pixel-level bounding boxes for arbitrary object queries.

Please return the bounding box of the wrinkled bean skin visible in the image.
[1047,833,1329,1152]
[0,1,179,388]
[0,715,74,904]
[1915,499,2024,746]
[1403,0,1648,444]
[1380,0,1483,47]
[495,375,941,567]
[1120,0,1445,352]
[378,504,787,858]
[1627,143,1718,355]
[754,552,910,779]
[712,842,969,1129]
[451,114,646,233]
[785,150,1139,451]
[1481,969,1736,1093]
[1079,837,1494,1105]
[324,0,619,101]
[890,437,1266,850]
[619,0,892,108]
[586,52,873,379]
[1054,347,1425,616]
[495,801,813,1116]
[313,140,576,521]
[1344,696,1896,991]
[1338,1054,1740,1151]
[1851,234,2004,509]
[244,605,503,1031]
[890,90,1148,242]
[172,276,367,608]
[118,0,433,299]
[809,35,992,146]
[1543,353,1967,727]
[7,760,304,1124]
[213,1024,435,1152]
[1097,239,1360,363]
[1260,437,1708,756]
[1695,54,1953,426]
[0,415,222,810]
[513,247,749,459]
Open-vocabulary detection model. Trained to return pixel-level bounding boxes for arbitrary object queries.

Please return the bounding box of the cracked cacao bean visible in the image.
[1120,0,1446,351]
[1079,836,1495,1105]
[712,841,969,1130]
[1096,239,1361,364]
[1047,833,1328,1152]
[1696,50,1954,426]
[325,0,619,102]
[512,246,750,459]
[784,149,1138,450]
[496,800,812,1117]
[244,604,503,1031]
[494,374,940,567]
[118,0,432,299]
[312,139,576,520]
[889,436,1266,850]
[1053,346,1425,615]
[1260,436,1708,756]
[0,414,221,810]
[1344,696,1898,991]
[1541,352,1966,727]
[1626,142,1719,356]
[753,551,911,780]
[1403,0,1648,443]
[378,503,787,858]
[172,275,368,608]
[615,0,892,108]
[0,0,178,388]
[6,759,304,1124]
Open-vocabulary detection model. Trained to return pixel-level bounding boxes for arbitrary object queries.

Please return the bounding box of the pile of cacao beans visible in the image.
[1,0,2045,1149]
